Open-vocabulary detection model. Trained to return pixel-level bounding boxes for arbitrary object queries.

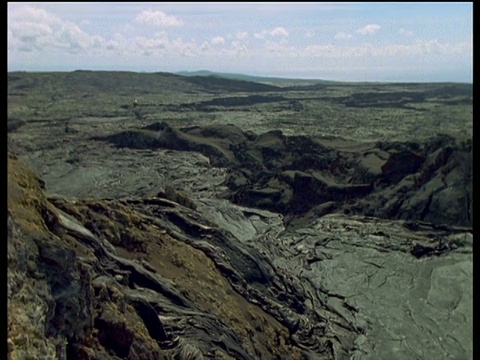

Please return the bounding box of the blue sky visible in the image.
[7,2,473,82]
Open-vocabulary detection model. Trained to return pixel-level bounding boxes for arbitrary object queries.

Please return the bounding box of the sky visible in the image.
[7,2,473,82]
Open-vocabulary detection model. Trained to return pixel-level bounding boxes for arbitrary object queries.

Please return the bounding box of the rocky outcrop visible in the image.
[349,135,472,227]
[99,122,472,228]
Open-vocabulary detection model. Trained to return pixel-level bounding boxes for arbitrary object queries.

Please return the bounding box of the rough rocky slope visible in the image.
[8,119,473,359]
[8,151,359,359]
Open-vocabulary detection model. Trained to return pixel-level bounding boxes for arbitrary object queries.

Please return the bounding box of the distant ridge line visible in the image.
[175,70,341,85]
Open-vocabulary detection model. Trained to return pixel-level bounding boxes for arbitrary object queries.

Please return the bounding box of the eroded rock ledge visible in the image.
[97,122,472,228]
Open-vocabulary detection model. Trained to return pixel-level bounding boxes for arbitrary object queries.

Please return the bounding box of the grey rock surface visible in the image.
[11,122,473,359]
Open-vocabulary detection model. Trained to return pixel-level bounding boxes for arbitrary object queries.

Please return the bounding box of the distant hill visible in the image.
[176,70,339,86]
[7,70,281,96]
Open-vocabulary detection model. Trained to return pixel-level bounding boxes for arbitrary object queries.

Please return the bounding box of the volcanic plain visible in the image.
[7,71,472,360]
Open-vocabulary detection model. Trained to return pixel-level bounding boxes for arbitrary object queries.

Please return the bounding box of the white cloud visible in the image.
[305,30,315,38]
[200,38,248,56]
[265,40,285,53]
[55,22,103,53]
[236,31,248,40]
[335,32,353,40]
[254,27,289,39]
[8,5,107,54]
[9,5,60,25]
[172,39,197,57]
[11,21,53,40]
[200,41,210,52]
[8,5,184,57]
[253,31,266,40]
[301,39,472,59]
[8,5,57,51]
[230,40,248,55]
[357,24,381,35]
[399,28,413,36]
[270,27,289,37]
[210,36,225,46]
[371,40,454,57]
[135,10,183,27]
[135,34,169,55]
